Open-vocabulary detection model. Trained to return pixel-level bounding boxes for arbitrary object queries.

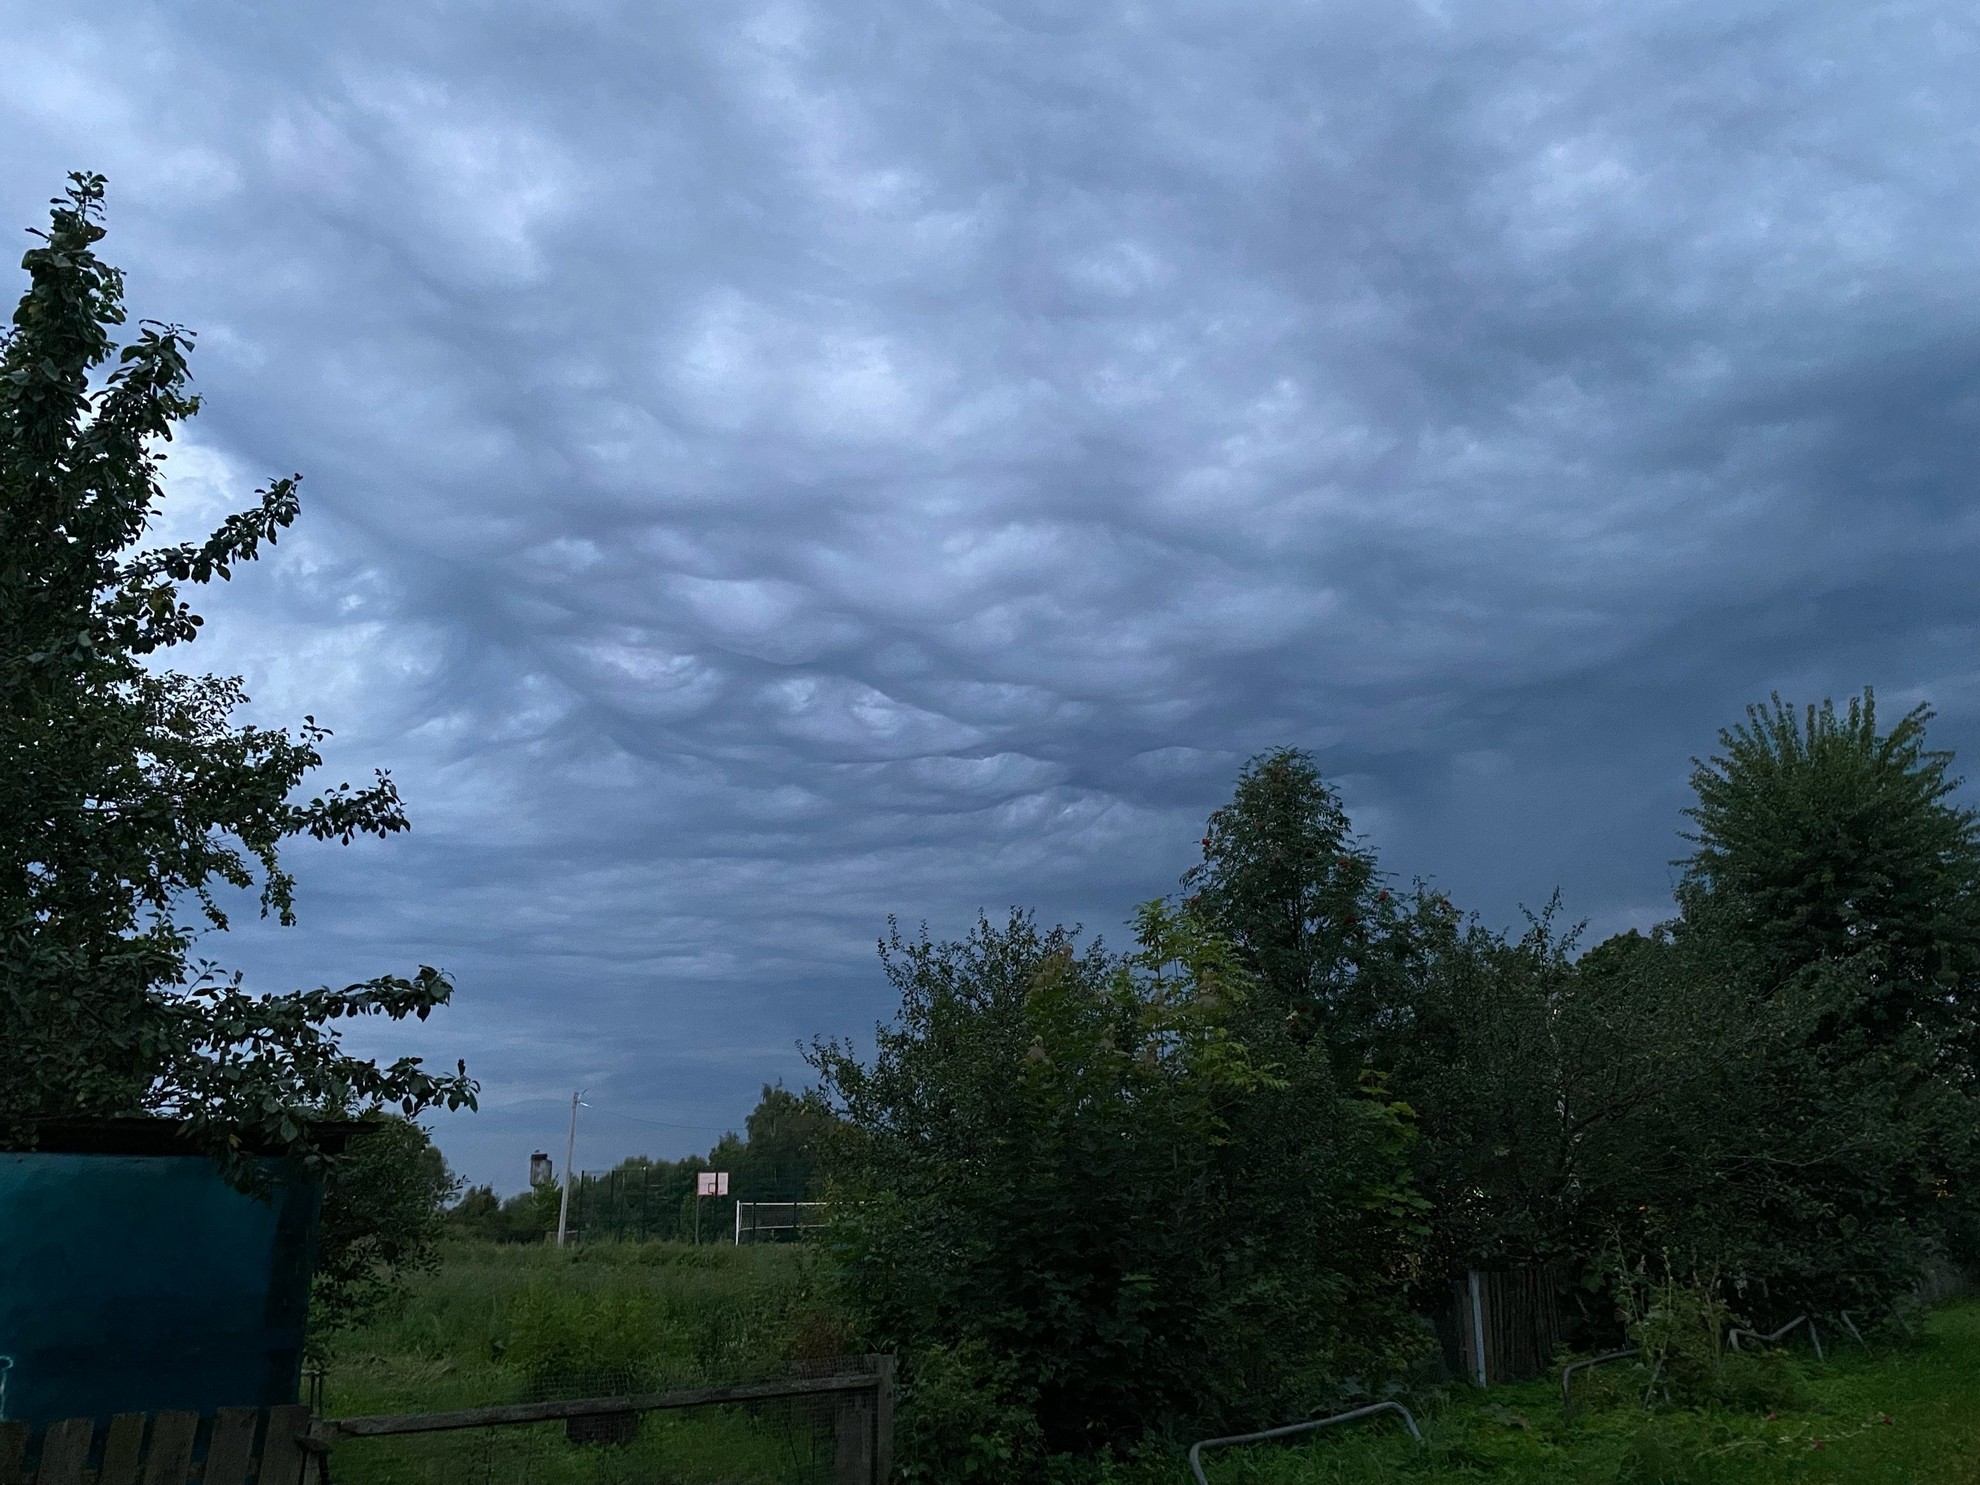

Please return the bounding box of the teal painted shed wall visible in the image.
[0,1152,319,1426]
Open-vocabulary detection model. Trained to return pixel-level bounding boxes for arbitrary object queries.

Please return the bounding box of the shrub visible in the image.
[895,1341,1043,1484]
[504,1284,663,1396]
[810,905,1429,1475]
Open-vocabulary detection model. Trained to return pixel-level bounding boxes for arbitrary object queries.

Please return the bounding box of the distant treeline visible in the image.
[447,1084,831,1244]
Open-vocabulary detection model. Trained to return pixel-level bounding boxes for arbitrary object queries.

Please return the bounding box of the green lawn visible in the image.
[1172,1301,1980,1485]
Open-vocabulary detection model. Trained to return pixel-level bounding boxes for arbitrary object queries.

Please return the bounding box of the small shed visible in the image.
[0,1120,333,1427]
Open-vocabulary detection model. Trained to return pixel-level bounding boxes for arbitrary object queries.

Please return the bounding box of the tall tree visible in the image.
[1181,747,1391,1055]
[1659,690,1980,1303]
[1680,689,1980,1050]
[0,174,473,1162]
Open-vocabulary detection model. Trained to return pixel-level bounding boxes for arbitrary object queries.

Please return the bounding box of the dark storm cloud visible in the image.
[5,0,1979,1185]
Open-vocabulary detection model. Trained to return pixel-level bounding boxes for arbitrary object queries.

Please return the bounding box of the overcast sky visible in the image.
[6,0,1978,1191]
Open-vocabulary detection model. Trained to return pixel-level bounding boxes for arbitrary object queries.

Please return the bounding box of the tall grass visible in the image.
[322,1240,853,1485]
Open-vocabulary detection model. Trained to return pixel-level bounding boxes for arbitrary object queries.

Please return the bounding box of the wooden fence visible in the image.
[0,1406,313,1485]
[1445,1265,1571,1386]
[0,1358,894,1485]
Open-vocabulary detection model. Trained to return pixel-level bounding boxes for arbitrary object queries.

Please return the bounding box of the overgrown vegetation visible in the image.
[808,905,1431,1473]
[325,1249,1979,1485]
[800,700,1980,1479]
[1155,1299,1980,1484]
[324,1241,851,1485]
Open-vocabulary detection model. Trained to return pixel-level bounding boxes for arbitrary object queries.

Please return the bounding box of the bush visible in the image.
[1606,1267,1808,1415]
[810,905,1429,1476]
[1620,1271,1735,1408]
[895,1341,1043,1484]
[504,1283,664,1396]
[311,1117,460,1348]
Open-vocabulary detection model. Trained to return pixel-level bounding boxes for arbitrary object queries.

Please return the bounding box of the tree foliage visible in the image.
[1179,726,1980,1324]
[0,174,473,1163]
[312,1116,460,1345]
[1680,689,1980,1052]
[809,906,1428,1476]
[445,1083,836,1246]
[1181,747,1391,1059]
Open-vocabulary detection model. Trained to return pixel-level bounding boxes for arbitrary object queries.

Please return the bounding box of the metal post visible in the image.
[735,1200,743,1245]
[556,1090,582,1249]
[1468,1270,1489,1387]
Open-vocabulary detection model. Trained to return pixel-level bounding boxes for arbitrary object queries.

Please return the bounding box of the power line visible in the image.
[499,1096,736,1134]
[584,1102,737,1135]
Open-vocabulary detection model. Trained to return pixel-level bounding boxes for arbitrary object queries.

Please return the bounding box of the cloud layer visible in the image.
[5,0,1979,1187]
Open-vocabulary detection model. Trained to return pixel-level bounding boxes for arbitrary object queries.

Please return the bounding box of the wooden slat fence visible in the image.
[0,1406,313,1485]
[1450,1264,1571,1387]
[0,1357,893,1485]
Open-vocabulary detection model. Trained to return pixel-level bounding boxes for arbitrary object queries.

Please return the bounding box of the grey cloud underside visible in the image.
[4,0,1979,1185]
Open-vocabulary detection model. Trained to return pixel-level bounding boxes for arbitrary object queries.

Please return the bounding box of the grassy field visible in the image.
[323,1244,1977,1485]
[321,1239,852,1485]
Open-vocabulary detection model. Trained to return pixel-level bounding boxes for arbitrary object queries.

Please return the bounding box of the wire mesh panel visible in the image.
[320,1358,888,1485]
[326,1401,836,1485]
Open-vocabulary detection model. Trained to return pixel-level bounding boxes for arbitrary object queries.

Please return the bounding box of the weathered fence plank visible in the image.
[872,1353,895,1485]
[139,1411,197,1485]
[202,1407,259,1485]
[258,1405,312,1485]
[35,1418,93,1485]
[832,1389,874,1485]
[99,1413,147,1485]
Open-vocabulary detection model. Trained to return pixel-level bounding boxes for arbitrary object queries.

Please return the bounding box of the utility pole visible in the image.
[556,1089,584,1248]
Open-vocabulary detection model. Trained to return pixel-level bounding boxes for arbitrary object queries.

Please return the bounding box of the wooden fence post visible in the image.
[873,1354,894,1483]
[833,1385,874,1485]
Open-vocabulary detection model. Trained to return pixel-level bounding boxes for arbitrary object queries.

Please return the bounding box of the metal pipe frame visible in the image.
[1558,1348,1639,1420]
[1727,1313,1821,1361]
[1187,1401,1422,1485]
